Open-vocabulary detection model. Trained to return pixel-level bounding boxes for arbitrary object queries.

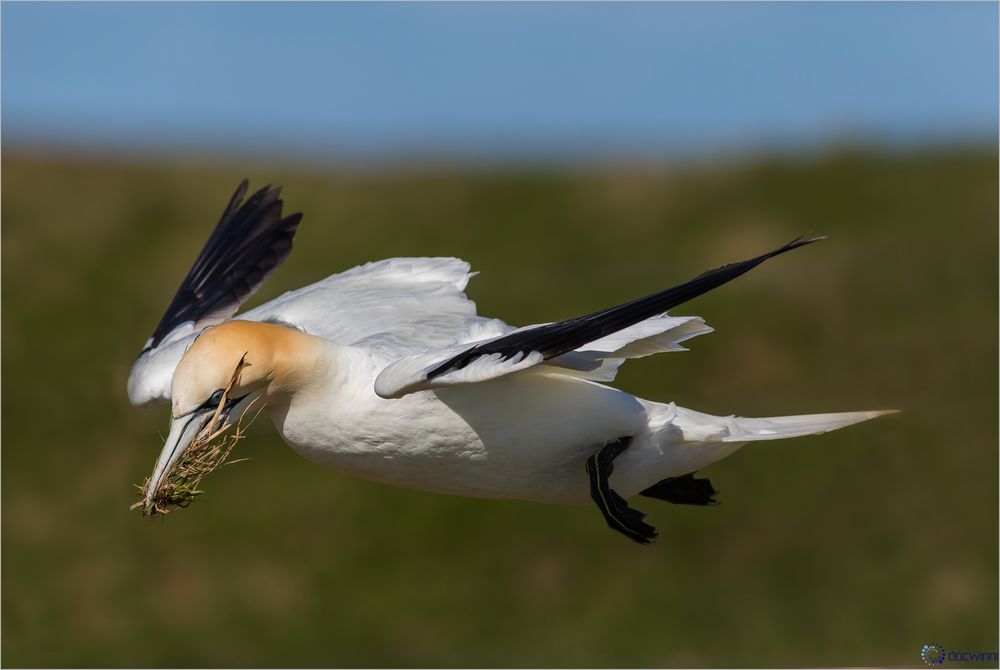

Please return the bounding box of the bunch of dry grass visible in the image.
[132,357,259,517]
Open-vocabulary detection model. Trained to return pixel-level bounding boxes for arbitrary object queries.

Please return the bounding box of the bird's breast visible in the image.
[268,370,647,503]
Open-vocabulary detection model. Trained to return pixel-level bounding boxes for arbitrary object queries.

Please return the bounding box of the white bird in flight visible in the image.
[128,181,892,543]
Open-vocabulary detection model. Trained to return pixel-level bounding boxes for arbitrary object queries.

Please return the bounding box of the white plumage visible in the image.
[129,182,893,543]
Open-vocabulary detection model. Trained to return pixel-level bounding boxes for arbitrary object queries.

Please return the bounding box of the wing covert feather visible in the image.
[243,257,511,356]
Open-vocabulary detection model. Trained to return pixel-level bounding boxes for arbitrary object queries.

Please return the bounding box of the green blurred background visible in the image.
[3,2,999,667]
[2,147,997,666]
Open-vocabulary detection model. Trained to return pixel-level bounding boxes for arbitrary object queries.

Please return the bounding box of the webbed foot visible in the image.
[640,473,719,506]
[585,437,658,545]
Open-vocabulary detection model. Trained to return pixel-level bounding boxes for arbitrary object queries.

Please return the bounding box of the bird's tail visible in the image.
[713,408,898,442]
[642,402,897,477]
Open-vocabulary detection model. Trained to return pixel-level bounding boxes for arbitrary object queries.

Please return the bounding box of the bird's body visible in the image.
[272,340,650,504]
[128,181,891,541]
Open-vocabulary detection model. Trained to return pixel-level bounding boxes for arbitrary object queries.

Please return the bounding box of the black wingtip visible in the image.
[146,180,303,350]
[773,234,826,255]
[223,179,251,215]
[424,233,831,379]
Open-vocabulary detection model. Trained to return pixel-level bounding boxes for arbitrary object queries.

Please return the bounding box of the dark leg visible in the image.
[640,473,719,506]
[585,437,658,545]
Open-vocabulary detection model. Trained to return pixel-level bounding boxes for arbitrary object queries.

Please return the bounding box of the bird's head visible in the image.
[146,320,303,504]
[171,320,280,416]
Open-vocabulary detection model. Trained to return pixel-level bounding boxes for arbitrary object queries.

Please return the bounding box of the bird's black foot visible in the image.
[640,473,719,506]
[585,437,658,545]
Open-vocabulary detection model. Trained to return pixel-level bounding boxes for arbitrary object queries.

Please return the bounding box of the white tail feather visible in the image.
[639,404,898,480]
[719,409,898,442]
[647,403,897,445]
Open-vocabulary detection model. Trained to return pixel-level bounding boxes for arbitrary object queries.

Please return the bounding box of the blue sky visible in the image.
[2,2,996,164]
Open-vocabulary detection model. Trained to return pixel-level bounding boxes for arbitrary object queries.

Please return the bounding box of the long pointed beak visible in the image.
[144,391,263,507]
[145,412,209,505]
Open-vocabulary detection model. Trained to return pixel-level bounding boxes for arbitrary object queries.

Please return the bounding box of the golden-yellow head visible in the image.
[170,320,284,418]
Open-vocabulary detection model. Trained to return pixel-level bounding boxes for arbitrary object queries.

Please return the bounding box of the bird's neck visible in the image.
[262,324,358,402]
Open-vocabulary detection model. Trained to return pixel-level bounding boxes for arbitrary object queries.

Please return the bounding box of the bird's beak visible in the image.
[145,411,211,505]
[144,391,263,506]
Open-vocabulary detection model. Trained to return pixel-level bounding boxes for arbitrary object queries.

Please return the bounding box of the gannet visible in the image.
[128,181,892,543]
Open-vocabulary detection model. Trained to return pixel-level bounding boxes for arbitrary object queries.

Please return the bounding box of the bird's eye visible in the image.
[208,389,225,407]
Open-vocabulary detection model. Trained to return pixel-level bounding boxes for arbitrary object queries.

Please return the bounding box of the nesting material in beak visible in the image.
[132,357,260,517]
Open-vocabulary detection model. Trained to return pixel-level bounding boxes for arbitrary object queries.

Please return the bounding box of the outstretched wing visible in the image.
[128,181,302,405]
[129,253,510,405]
[242,256,511,356]
[374,237,822,398]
